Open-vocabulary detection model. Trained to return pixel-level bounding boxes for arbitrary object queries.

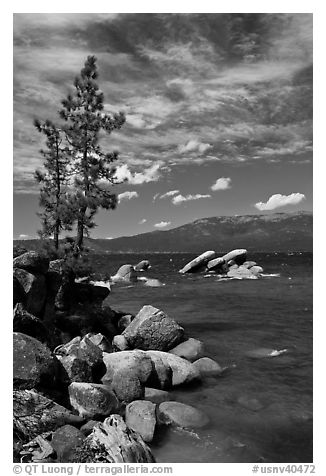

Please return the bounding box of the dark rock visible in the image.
[118,314,134,332]
[57,355,93,384]
[51,425,85,462]
[146,351,172,390]
[69,383,119,418]
[13,332,59,389]
[13,303,49,343]
[134,260,150,272]
[111,264,138,283]
[144,388,171,404]
[72,414,155,463]
[179,250,216,274]
[125,400,156,443]
[192,357,223,377]
[123,305,184,351]
[80,420,100,436]
[13,275,26,306]
[73,282,110,304]
[111,368,144,403]
[146,350,200,387]
[169,338,204,362]
[13,389,84,440]
[13,251,49,275]
[157,401,209,429]
[13,268,46,317]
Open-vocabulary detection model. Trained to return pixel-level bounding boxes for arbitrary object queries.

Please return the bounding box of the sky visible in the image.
[13,13,313,240]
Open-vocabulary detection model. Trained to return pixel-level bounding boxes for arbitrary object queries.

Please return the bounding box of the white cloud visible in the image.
[18,234,30,240]
[255,193,306,211]
[154,221,171,228]
[211,177,232,191]
[172,193,212,205]
[118,191,139,202]
[160,190,180,199]
[139,218,147,225]
[178,139,212,155]
[114,163,162,185]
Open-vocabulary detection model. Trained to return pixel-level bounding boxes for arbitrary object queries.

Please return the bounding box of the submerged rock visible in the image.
[72,415,155,463]
[123,305,184,351]
[179,250,216,274]
[157,401,209,430]
[13,251,49,275]
[169,338,204,362]
[68,382,119,418]
[192,357,223,377]
[245,348,288,359]
[125,400,157,443]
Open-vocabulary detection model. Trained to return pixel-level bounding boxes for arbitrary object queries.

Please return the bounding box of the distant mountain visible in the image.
[14,211,313,253]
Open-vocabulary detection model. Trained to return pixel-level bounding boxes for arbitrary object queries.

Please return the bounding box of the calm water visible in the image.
[90,252,313,463]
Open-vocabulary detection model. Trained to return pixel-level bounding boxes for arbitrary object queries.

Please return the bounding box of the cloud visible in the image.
[18,234,30,240]
[172,193,212,205]
[114,163,162,185]
[211,177,232,191]
[139,218,147,224]
[255,193,306,211]
[154,221,171,228]
[159,190,180,199]
[118,191,139,202]
[178,140,212,155]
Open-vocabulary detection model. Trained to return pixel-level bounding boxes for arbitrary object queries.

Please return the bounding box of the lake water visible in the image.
[89,252,313,463]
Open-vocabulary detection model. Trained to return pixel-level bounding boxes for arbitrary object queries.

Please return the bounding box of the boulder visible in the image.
[80,420,100,436]
[222,249,247,265]
[13,303,49,344]
[13,268,46,317]
[179,250,216,274]
[228,264,239,270]
[242,261,257,269]
[144,388,171,405]
[111,264,138,283]
[73,282,110,304]
[57,355,93,384]
[112,335,129,351]
[13,275,26,306]
[134,260,150,272]
[146,350,200,387]
[84,333,112,353]
[48,259,66,273]
[123,305,184,351]
[206,257,226,272]
[157,401,209,430]
[13,251,49,275]
[125,400,156,443]
[51,425,85,462]
[249,265,264,275]
[13,389,84,440]
[146,351,172,389]
[68,383,119,418]
[111,368,144,403]
[169,338,204,362]
[118,314,134,332]
[13,332,59,389]
[101,350,153,386]
[72,415,155,463]
[192,357,223,377]
[227,266,257,279]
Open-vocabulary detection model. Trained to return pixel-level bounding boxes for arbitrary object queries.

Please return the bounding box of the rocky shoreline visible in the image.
[13,250,227,463]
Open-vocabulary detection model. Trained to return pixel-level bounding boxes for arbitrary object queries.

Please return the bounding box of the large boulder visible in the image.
[157,401,209,430]
[13,389,84,440]
[111,368,145,403]
[13,303,49,344]
[51,425,85,462]
[146,351,172,389]
[122,305,184,351]
[146,351,200,387]
[102,350,153,386]
[192,357,223,377]
[13,251,49,275]
[68,383,119,418]
[72,415,155,463]
[13,268,46,317]
[222,249,247,265]
[125,400,157,443]
[134,260,150,272]
[179,251,216,274]
[169,338,204,362]
[111,264,138,283]
[206,257,227,273]
[13,332,59,389]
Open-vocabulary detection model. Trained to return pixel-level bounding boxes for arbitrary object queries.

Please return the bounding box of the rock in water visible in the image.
[206,257,226,272]
[169,338,204,362]
[13,389,84,440]
[123,305,184,351]
[222,249,247,265]
[13,269,46,317]
[157,401,209,429]
[13,332,59,389]
[125,400,157,443]
[227,266,257,279]
[144,388,171,404]
[68,383,119,418]
[13,251,49,275]
[245,348,288,359]
[134,260,150,272]
[179,250,216,274]
[192,357,223,377]
[51,425,85,462]
[146,350,200,387]
[249,265,264,276]
[242,261,257,269]
[72,415,155,463]
[111,264,138,283]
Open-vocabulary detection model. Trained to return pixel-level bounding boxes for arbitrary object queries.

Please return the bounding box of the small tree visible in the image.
[59,55,126,255]
[34,119,74,251]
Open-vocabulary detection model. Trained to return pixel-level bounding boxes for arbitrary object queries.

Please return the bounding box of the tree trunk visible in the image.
[74,209,86,256]
[53,225,59,251]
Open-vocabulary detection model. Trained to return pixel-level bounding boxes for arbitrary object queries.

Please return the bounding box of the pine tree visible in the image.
[59,55,126,255]
[34,119,73,250]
